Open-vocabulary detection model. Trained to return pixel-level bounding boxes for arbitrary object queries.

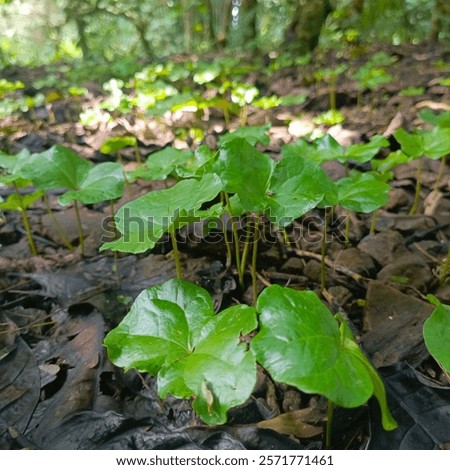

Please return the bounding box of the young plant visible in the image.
[104,278,257,425]
[314,64,347,111]
[100,173,223,279]
[424,296,450,375]
[394,127,450,213]
[251,285,397,447]
[20,145,125,255]
[100,135,141,164]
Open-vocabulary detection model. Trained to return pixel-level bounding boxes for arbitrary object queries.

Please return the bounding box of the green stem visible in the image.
[73,200,85,256]
[321,208,328,291]
[325,400,334,450]
[13,183,37,256]
[409,157,423,216]
[282,227,291,247]
[43,194,74,251]
[109,200,120,285]
[240,104,248,127]
[224,192,243,288]
[251,214,260,306]
[370,209,378,235]
[329,76,336,111]
[220,192,233,269]
[170,229,182,279]
[344,210,351,248]
[434,156,446,191]
[116,151,123,165]
[224,107,230,129]
[440,246,450,286]
[134,145,142,164]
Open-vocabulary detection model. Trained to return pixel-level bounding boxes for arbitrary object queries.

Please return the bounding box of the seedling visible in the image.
[313,110,346,126]
[314,64,347,111]
[424,296,450,375]
[20,145,125,255]
[100,173,223,279]
[100,135,141,164]
[251,285,397,447]
[394,127,450,213]
[104,278,257,425]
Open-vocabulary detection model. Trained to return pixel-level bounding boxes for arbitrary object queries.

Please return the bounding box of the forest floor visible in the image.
[0,44,449,450]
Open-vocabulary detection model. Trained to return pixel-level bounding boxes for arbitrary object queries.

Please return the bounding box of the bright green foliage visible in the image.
[394,127,450,159]
[251,285,397,430]
[419,109,450,128]
[100,136,137,154]
[0,79,24,97]
[104,278,257,425]
[371,150,411,175]
[0,190,44,212]
[128,147,194,182]
[218,124,271,146]
[0,149,32,186]
[336,172,391,213]
[100,173,223,253]
[313,110,345,126]
[424,296,450,373]
[59,162,125,205]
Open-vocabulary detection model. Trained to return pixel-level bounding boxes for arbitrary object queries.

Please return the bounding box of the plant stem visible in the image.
[170,228,182,279]
[109,200,120,285]
[13,183,37,256]
[224,192,243,288]
[282,227,291,247]
[251,214,260,306]
[134,145,142,164]
[344,209,351,248]
[116,151,123,165]
[220,193,233,269]
[369,209,378,235]
[223,107,230,129]
[325,400,334,450]
[240,104,248,127]
[73,200,85,256]
[329,76,336,111]
[240,227,251,276]
[434,156,447,191]
[321,208,328,291]
[43,194,74,251]
[409,157,423,216]
[440,246,450,286]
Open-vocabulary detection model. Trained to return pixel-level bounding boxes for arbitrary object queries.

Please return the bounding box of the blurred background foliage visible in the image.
[0,0,448,73]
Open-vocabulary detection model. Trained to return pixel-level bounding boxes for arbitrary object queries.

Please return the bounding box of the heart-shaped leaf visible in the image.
[104,279,257,425]
[394,128,450,159]
[101,173,222,253]
[336,172,390,212]
[59,162,125,205]
[424,296,450,373]
[251,285,397,430]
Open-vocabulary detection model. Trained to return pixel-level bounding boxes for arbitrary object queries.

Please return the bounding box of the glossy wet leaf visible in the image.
[423,296,450,373]
[20,145,92,190]
[100,173,222,253]
[100,136,137,154]
[336,172,390,212]
[218,124,271,146]
[104,279,257,425]
[251,285,397,430]
[59,162,125,205]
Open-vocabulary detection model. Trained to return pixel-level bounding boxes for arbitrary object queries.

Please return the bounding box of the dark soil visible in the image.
[1,44,449,450]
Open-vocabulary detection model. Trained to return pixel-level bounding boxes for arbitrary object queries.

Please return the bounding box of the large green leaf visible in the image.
[20,145,92,190]
[251,285,397,430]
[100,173,222,253]
[336,172,390,213]
[104,279,257,425]
[424,296,450,373]
[215,138,274,212]
[394,127,450,159]
[266,154,336,227]
[59,162,125,205]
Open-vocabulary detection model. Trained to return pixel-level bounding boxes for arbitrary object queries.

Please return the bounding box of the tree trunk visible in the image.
[284,0,334,52]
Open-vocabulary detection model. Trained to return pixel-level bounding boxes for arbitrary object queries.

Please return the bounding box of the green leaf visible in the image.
[371,150,411,174]
[419,109,450,128]
[100,173,222,253]
[100,136,137,154]
[218,124,271,147]
[0,149,32,184]
[251,286,397,430]
[0,190,44,211]
[424,296,450,373]
[336,172,390,213]
[266,154,336,227]
[104,279,257,425]
[394,127,450,159]
[20,145,92,190]
[59,162,125,205]
[345,135,389,163]
[174,145,217,178]
[128,147,194,182]
[215,138,274,212]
